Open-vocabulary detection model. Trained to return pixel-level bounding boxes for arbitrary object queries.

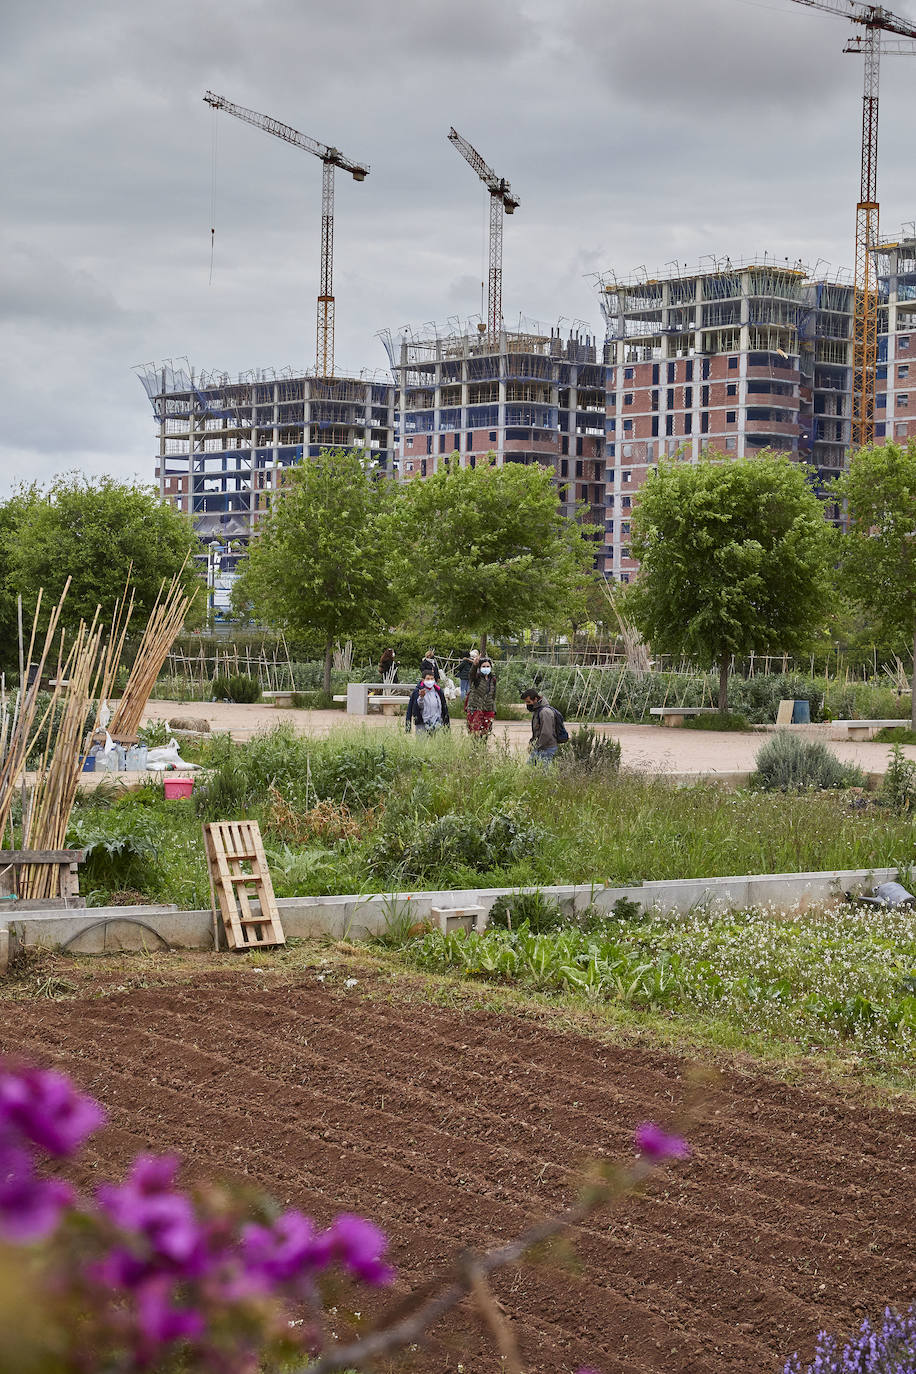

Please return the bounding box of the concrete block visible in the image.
[431,905,485,935]
[346,683,370,716]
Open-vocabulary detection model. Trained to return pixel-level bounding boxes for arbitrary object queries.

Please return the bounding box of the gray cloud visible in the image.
[1,0,914,488]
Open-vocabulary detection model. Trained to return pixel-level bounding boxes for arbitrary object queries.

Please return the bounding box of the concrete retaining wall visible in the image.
[0,866,900,966]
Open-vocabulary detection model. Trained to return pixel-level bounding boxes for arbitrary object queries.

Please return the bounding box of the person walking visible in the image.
[465,656,497,738]
[406,672,450,736]
[521,687,561,765]
[420,648,440,683]
[456,648,479,703]
[379,647,398,683]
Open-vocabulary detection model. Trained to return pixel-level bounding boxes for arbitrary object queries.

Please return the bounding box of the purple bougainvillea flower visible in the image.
[98,1155,204,1270]
[325,1213,394,1287]
[634,1122,690,1162]
[135,1276,205,1349]
[242,1210,323,1285]
[0,1065,106,1158]
[0,1148,73,1243]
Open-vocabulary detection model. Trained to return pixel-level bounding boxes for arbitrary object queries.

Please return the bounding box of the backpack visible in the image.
[552,706,570,745]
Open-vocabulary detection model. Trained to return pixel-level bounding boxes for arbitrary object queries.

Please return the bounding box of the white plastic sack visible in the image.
[145,738,200,771]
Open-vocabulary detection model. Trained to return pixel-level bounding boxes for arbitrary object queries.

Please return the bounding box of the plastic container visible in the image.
[791,699,811,724]
[163,777,194,800]
[81,754,96,773]
[125,745,148,771]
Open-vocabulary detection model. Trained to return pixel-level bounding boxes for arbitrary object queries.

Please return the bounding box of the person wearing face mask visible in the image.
[520,687,561,764]
[456,648,479,702]
[419,648,440,683]
[405,672,451,736]
[465,656,497,737]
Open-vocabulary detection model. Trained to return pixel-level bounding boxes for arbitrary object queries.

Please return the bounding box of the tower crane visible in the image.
[203,91,369,378]
[787,3,916,448]
[447,127,520,342]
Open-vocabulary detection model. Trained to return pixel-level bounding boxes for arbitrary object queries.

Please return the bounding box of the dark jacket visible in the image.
[420,656,440,682]
[457,655,475,683]
[379,652,398,682]
[529,697,560,751]
[405,681,451,731]
[466,673,497,713]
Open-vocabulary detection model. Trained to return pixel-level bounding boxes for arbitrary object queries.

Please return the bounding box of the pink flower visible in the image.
[325,1213,394,1287]
[0,1065,105,1158]
[634,1122,690,1162]
[0,1144,73,1243]
[97,1155,204,1272]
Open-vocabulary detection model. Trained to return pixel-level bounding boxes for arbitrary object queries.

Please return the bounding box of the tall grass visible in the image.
[68,727,916,906]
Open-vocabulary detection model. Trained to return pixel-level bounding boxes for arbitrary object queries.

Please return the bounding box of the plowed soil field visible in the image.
[4,965,914,1373]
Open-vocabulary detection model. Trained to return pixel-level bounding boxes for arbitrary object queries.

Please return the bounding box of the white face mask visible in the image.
[423,679,435,689]
[480,666,492,676]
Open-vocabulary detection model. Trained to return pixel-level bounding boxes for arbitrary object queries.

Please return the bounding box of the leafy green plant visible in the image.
[69,809,164,892]
[138,719,170,748]
[752,731,865,792]
[881,745,916,813]
[487,890,563,933]
[211,672,261,704]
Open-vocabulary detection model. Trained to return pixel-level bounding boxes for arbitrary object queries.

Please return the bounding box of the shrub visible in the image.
[488,889,563,933]
[376,810,548,882]
[564,726,622,773]
[211,672,261,704]
[874,724,916,745]
[880,744,916,813]
[752,731,865,792]
[682,711,750,732]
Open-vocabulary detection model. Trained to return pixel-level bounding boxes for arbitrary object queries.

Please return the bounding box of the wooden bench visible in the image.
[649,707,719,728]
[831,718,907,742]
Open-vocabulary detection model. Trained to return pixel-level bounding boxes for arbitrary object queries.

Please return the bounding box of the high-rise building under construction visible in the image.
[597,257,856,580]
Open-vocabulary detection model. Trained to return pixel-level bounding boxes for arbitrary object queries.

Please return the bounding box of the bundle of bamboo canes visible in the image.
[19,585,134,902]
[0,583,71,845]
[109,562,196,741]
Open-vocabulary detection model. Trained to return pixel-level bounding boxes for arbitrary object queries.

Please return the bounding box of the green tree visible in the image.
[834,440,916,729]
[627,451,834,711]
[4,474,202,652]
[232,448,400,693]
[391,455,597,651]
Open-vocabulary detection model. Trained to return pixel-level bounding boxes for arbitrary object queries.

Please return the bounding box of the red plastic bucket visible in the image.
[163,776,194,800]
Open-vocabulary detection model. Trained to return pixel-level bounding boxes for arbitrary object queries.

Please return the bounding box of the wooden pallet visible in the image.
[202,821,285,951]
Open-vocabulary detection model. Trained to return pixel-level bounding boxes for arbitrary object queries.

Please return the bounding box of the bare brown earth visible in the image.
[3,959,914,1373]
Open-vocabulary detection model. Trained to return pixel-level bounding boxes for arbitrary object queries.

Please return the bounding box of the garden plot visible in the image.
[3,959,914,1374]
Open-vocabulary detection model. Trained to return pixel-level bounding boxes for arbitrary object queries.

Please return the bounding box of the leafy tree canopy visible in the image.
[232,448,401,692]
[390,455,598,649]
[2,474,202,661]
[833,440,916,727]
[627,451,834,709]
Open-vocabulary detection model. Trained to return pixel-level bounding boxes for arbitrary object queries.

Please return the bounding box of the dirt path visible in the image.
[4,966,913,1372]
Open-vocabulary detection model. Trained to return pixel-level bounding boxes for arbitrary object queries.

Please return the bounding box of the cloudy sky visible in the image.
[2,0,914,490]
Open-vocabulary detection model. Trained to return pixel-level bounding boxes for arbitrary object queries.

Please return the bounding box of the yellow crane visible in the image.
[203,91,369,378]
[788,3,916,449]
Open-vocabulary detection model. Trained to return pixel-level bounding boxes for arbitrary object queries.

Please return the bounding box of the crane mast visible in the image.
[203,91,369,378]
[447,127,520,342]
[787,3,916,449]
